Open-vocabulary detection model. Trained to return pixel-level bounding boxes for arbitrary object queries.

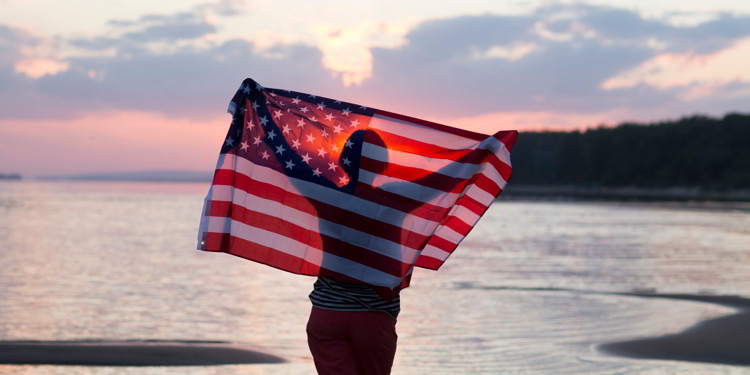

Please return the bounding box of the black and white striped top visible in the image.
[309,277,400,319]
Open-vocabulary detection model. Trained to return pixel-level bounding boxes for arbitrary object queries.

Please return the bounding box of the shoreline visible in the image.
[0,340,285,366]
[503,185,750,202]
[455,285,750,367]
[1,292,747,368]
[597,292,750,367]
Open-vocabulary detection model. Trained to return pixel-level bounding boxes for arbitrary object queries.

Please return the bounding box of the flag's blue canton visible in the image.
[221,78,376,194]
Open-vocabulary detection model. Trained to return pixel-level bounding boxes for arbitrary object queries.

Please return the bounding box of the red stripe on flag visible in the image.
[423,234,457,254]
[495,130,519,152]
[473,173,502,196]
[353,182,451,221]
[212,169,432,251]
[366,130,478,160]
[454,193,490,216]
[414,254,443,270]
[207,201,414,277]
[203,232,321,275]
[365,130,513,182]
[374,109,490,141]
[441,215,472,236]
[359,157,471,194]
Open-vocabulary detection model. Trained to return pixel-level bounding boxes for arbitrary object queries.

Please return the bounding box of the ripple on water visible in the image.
[0,182,748,374]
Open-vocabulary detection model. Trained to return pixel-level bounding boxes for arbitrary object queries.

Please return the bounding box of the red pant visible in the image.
[307,307,397,375]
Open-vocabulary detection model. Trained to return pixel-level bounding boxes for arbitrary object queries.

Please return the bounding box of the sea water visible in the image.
[0,181,748,374]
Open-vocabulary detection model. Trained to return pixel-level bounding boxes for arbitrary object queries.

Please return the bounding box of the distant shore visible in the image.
[6,177,750,203]
[0,173,21,180]
[504,185,750,202]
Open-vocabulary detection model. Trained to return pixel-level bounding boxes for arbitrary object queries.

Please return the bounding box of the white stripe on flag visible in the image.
[209,184,421,263]
[478,136,512,165]
[362,142,482,179]
[432,224,465,245]
[207,216,322,265]
[371,113,513,169]
[206,216,405,287]
[464,183,496,207]
[370,114,481,150]
[217,153,443,236]
[451,205,481,227]
[362,141,507,192]
[358,170,461,209]
[420,244,451,261]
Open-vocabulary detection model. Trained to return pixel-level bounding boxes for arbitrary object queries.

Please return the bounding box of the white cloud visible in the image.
[313,22,408,86]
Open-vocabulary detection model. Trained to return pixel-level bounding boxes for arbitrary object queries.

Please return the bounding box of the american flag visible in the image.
[197,78,517,291]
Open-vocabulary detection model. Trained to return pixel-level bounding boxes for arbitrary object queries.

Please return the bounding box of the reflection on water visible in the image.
[0,181,748,374]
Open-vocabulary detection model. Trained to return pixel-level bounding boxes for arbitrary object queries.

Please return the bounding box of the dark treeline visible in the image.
[510,113,750,190]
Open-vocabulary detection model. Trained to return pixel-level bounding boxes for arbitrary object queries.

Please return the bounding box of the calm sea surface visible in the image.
[1,181,749,374]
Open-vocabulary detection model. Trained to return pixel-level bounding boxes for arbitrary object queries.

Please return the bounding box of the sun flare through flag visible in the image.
[197,78,517,291]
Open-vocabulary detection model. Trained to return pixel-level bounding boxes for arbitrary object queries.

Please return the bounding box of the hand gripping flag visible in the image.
[198,78,517,292]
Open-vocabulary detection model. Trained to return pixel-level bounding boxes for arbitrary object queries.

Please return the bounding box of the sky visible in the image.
[1,0,749,176]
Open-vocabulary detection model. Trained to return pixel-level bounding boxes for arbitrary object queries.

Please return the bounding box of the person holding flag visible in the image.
[197,78,516,374]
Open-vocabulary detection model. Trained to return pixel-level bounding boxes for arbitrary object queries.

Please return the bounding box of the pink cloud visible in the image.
[14,58,70,79]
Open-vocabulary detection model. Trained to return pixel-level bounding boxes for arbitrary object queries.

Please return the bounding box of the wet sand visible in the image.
[0,340,285,366]
[461,285,750,367]
[598,293,750,366]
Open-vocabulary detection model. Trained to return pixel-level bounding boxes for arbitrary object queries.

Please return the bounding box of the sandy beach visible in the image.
[1,293,747,368]
[598,293,750,366]
[0,340,285,366]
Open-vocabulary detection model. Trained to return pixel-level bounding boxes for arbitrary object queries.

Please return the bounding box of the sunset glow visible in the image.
[1,0,748,176]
